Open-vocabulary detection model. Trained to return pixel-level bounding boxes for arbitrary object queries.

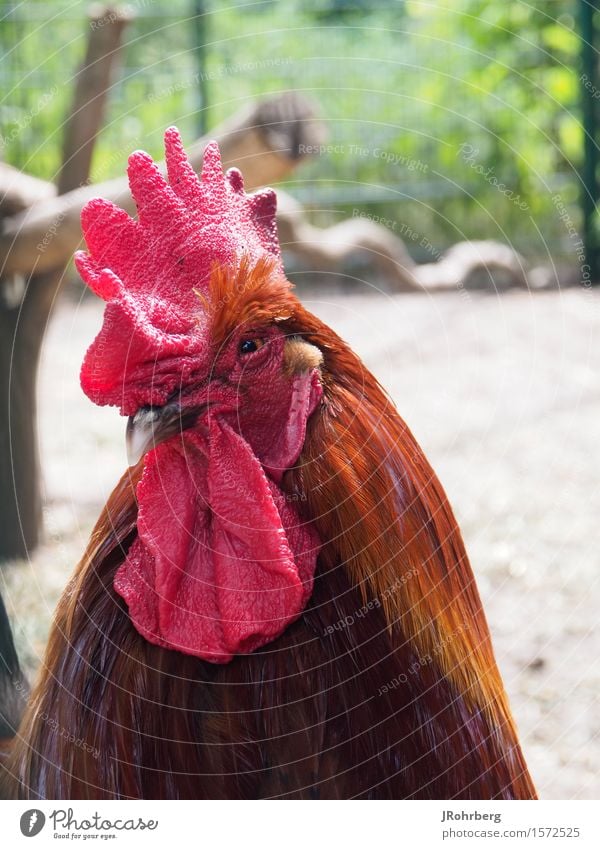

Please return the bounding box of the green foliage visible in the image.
[0,0,586,260]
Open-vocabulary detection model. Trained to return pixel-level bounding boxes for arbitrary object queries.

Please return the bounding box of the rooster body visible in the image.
[0,133,535,799]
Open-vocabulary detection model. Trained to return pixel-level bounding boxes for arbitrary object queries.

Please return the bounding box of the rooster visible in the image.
[0,130,536,799]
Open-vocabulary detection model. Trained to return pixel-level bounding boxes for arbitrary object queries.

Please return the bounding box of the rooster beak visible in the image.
[126,401,204,466]
[126,407,162,466]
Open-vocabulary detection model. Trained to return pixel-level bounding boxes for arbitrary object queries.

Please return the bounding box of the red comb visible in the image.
[75,128,281,415]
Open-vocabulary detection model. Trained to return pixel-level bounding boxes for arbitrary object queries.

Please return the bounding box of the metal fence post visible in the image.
[580,0,600,283]
[192,0,208,136]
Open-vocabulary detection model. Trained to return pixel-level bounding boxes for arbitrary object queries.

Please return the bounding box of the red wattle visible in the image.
[114,418,320,663]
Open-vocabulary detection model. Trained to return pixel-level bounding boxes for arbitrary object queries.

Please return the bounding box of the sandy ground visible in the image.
[1,284,599,799]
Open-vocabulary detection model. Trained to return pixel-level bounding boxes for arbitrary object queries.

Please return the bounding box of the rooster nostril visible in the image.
[132,405,162,426]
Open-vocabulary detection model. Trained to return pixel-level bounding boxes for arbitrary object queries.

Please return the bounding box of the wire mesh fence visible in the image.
[0,0,593,270]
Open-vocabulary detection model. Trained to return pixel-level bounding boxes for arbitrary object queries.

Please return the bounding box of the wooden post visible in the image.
[0,86,324,559]
[0,6,131,560]
[57,5,133,195]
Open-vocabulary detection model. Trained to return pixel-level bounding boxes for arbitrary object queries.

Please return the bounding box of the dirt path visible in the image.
[2,285,599,799]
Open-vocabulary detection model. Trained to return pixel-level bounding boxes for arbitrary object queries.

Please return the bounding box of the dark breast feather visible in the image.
[3,535,524,800]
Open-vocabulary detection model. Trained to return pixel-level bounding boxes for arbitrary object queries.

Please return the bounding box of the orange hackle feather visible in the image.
[1,259,536,799]
[287,303,536,797]
[213,258,535,796]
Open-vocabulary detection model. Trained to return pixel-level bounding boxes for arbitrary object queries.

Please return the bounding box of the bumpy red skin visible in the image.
[75,130,323,663]
[75,131,280,416]
[114,329,323,662]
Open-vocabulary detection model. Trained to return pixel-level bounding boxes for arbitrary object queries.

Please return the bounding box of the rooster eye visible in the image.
[239,338,264,355]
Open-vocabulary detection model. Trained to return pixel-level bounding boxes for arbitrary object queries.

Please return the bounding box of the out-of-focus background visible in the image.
[1,1,598,799]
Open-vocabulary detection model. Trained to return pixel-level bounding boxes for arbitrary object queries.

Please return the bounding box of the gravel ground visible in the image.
[1,284,599,799]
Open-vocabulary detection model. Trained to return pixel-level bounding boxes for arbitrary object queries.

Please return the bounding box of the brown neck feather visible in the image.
[286,304,536,797]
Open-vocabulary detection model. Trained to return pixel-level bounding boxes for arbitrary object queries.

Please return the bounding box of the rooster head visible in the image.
[76,129,323,662]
